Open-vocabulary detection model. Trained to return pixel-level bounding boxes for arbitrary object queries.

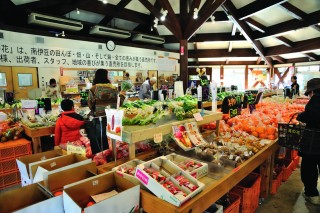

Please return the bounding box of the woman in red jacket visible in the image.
[55,99,85,146]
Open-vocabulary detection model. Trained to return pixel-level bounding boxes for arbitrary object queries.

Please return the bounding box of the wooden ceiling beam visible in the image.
[185,0,226,40]
[184,0,202,39]
[238,0,288,20]
[180,0,188,30]
[265,37,320,56]
[271,56,286,63]
[302,53,320,61]
[99,0,132,25]
[245,18,266,33]
[256,57,262,65]
[274,36,294,47]
[279,2,306,20]
[222,1,273,66]
[138,0,179,38]
[164,33,245,43]
[189,49,257,58]
[254,10,320,40]
[286,57,319,63]
[188,61,265,66]
[158,0,182,39]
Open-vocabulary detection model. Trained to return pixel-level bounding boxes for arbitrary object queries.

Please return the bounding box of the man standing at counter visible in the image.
[139,77,157,99]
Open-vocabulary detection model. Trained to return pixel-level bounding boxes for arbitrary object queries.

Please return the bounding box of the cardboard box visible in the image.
[16,150,64,185]
[39,162,97,195]
[135,156,205,207]
[32,154,90,183]
[165,153,208,179]
[0,183,63,213]
[63,171,140,213]
[112,159,144,186]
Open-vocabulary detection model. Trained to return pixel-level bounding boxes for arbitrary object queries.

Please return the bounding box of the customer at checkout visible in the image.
[54,99,84,146]
[139,77,157,99]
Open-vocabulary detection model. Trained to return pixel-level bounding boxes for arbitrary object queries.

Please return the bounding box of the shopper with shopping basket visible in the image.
[296,78,320,205]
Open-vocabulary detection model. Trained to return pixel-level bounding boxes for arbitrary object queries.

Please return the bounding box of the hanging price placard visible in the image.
[154,133,163,143]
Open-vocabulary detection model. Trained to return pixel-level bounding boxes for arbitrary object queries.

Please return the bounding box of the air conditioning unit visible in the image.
[132,34,165,44]
[28,13,83,31]
[89,25,131,39]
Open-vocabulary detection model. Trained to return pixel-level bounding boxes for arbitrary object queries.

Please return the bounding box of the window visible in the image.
[296,65,320,90]
[0,73,7,86]
[248,68,270,89]
[224,67,245,90]
[18,74,33,87]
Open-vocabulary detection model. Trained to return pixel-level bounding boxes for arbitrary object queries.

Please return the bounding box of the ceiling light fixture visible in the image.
[153,17,158,28]
[76,8,80,15]
[210,15,215,24]
[55,31,65,37]
[161,10,168,21]
[193,8,199,19]
[151,26,153,31]
[101,0,107,4]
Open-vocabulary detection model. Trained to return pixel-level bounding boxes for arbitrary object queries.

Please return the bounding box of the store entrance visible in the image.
[11,67,38,99]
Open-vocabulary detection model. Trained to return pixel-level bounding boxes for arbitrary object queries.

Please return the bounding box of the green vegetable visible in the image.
[121,81,133,91]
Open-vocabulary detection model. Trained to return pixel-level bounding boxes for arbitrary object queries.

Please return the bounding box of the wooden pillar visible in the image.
[245,65,249,89]
[180,39,188,92]
[220,65,224,86]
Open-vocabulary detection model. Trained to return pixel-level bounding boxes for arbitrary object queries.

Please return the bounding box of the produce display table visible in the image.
[122,111,222,160]
[140,140,279,213]
[22,125,55,154]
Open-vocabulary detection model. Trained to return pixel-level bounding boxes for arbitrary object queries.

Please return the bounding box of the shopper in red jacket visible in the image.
[55,99,85,146]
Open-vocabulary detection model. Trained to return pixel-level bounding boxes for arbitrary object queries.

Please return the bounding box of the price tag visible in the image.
[249,151,253,156]
[50,162,56,168]
[244,151,249,157]
[67,144,86,157]
[92,180,99,186]
[229,155,234,160]
[154,133,163,143]
[193,112,203,121]
[235,156,240,162]
[40,156,46,161]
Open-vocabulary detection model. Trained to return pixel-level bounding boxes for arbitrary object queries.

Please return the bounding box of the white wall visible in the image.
[0,29,180,87]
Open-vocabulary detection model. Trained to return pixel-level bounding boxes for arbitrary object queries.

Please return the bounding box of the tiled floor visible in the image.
[256,168,320,213]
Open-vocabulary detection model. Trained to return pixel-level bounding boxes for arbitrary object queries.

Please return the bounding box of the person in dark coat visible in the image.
[296,78,320,205]
[291,76,300,97]
[54,99,84,146]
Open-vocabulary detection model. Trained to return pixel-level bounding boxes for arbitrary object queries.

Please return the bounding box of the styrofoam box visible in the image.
[135,156,205,207]
[0,183,63,213]
[112,159,144,186]
[166,153,208,179]
[63,171,140,213]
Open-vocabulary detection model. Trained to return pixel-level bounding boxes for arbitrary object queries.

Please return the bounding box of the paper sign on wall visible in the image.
[105,109,124,141]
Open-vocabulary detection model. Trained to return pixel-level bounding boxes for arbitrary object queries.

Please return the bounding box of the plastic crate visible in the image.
[279,159,294,182]
[0,139,32,160]
[224,193,241,213]
[0,170,21,190]
[270,170,283,195]
[231,173,261,213]
[0,158,18,174]
[292,156,300,171]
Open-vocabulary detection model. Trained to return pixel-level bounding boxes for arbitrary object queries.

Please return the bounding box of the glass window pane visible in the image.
[0,73,7,86]
[18,73,33,87]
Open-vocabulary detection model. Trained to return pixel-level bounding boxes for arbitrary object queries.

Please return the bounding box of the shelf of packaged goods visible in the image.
[122,111,222,159]
[140,139,279,213]
[22,125,55,154]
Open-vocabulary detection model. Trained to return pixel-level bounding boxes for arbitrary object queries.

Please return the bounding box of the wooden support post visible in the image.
[220,65,224,86]
[259,154,274,198]
[180,39,188,92]
[129,143,136,160]
[245,65,249,89]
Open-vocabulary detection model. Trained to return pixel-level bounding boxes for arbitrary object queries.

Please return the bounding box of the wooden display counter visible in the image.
[140,140,279,213]
[122,111,222,160]
[22,125,55,154]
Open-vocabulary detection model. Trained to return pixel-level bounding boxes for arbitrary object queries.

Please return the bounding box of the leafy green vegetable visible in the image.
[121,81,133,91]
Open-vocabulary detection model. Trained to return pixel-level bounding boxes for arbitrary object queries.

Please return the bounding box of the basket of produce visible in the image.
[278,114,320,155]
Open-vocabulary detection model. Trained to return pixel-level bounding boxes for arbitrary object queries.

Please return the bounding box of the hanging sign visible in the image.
[221,95,243,118]
[105,109,124,141]
[180,46,184,55]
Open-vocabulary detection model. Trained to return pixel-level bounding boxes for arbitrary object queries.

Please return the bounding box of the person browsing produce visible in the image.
[54,99,85,146]
[87,69,125,152]
[139,77,157,99]
[296,78,320,205]
[45,78,61,101]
